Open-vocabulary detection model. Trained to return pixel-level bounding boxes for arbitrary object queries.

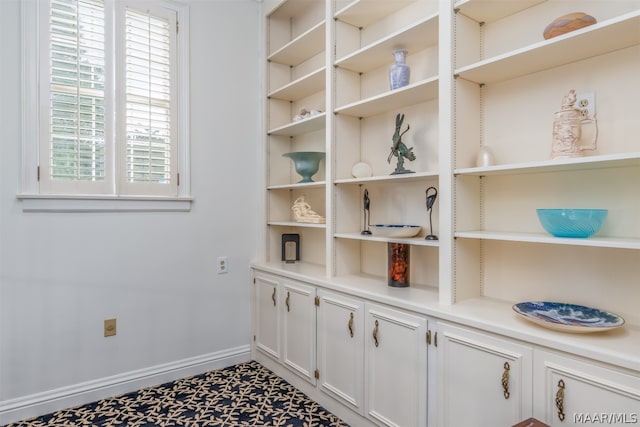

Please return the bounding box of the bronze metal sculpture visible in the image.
[387,113,416,174]
[425,186,438,240]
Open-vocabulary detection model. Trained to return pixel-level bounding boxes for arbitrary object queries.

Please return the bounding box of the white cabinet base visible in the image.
[281,279,317,384]
[438,322,533,427]
[254,274,280,360]
[534,350,640,426]
[365,304,428,427]
[317,290,365,414]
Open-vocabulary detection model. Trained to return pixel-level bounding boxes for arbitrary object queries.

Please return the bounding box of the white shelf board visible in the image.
[453,0,547,23]
[252,260,440,314]
[335,232,440,247]
[268,20,326,66]
[335,0,417,28]
[335,13,439,73]
[268,180,326,190]
[455,10,640,85]
[455,230,640,250]
[455,152,640,176]
[335,77,439,118]
[268,220,327,229]
[253,259,327,279]
[335,170,438,185]
[268,67,326,101]
[327,273,440,310]
[437,296,640,373]
[267,0,318,20]
[268,113,326,137]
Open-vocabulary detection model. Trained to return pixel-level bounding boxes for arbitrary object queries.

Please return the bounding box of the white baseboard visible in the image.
[0,345,251,425]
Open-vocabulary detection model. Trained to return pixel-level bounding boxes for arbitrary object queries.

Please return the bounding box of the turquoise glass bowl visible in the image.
[283,151,325,183]
[536,209,608,238]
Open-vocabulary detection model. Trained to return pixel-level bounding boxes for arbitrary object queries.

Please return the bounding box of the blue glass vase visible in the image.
[389,50,410,90]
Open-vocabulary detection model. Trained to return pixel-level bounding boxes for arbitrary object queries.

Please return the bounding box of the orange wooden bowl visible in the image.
[543,12,597,40]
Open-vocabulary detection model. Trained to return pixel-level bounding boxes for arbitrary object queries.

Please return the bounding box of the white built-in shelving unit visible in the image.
[451,0,640,320]
[254,0,640,425]
[258,0,640,339]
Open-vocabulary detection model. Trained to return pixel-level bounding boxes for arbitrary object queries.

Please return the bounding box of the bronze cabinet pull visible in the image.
[373,319,379,347]
[348,312,354,337]
[502,362,511,399]
[556,379,566,421]
[285,291,290,312]
[271,288,276,307]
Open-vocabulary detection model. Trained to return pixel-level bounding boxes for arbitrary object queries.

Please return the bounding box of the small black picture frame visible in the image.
[281,234,300,263]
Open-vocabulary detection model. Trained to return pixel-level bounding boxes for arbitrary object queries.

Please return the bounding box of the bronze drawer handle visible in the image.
[502,362,511,399]
[348,312,354,337]
[373,319,379,347]
[556,379,566,421]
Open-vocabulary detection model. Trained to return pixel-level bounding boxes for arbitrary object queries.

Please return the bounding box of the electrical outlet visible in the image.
[104,318,116,337]
[216,256,228,274]
[576,92,595,122]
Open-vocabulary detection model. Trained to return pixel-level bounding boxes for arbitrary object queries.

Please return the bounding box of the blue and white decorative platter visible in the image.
[512,301,625,333]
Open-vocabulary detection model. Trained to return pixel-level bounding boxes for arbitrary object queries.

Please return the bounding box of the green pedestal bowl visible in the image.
[283,151,325,183]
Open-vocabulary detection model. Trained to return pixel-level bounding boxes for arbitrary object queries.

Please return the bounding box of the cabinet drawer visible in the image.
[281,279,317,384]
[438,322,533,427]
[534,350,640,426]
[254,273,281,360]
[317,290,365,414]
[366,304,428,427]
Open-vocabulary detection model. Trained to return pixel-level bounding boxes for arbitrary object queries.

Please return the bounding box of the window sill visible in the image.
[17,194,193,212]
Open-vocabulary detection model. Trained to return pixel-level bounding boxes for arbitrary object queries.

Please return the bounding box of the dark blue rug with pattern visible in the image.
[5,361,349,426]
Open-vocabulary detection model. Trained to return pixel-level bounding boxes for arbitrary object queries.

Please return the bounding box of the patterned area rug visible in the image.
[5,361,349,427]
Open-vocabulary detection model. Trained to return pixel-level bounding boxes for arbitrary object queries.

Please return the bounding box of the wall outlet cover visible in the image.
[104,318,117,337]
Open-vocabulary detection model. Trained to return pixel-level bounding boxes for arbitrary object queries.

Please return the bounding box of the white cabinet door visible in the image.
[438,322,533,427]
[365,304,428,427]
[534,350,640,426]
[281,279,317,384]
[254,273,280,360]
[317,290,365,414]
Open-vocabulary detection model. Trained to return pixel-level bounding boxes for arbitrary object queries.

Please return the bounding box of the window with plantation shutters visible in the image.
[119,6,177,195]
[42,0,109,194]
[30,0,188,203]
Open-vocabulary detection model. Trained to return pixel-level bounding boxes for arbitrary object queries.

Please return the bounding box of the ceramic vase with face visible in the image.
[550,90,597,159]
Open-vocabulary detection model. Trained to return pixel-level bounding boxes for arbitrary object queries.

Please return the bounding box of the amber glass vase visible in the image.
[387,243,410,287]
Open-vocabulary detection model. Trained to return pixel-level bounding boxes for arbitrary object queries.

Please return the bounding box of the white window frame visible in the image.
[19,0,191,212]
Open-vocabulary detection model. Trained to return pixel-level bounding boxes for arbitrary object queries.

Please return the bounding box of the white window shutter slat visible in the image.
[41,0,111,194]
[119,5,177,196]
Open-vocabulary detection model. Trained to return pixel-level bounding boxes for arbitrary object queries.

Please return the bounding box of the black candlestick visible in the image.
[425,186,438,240]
